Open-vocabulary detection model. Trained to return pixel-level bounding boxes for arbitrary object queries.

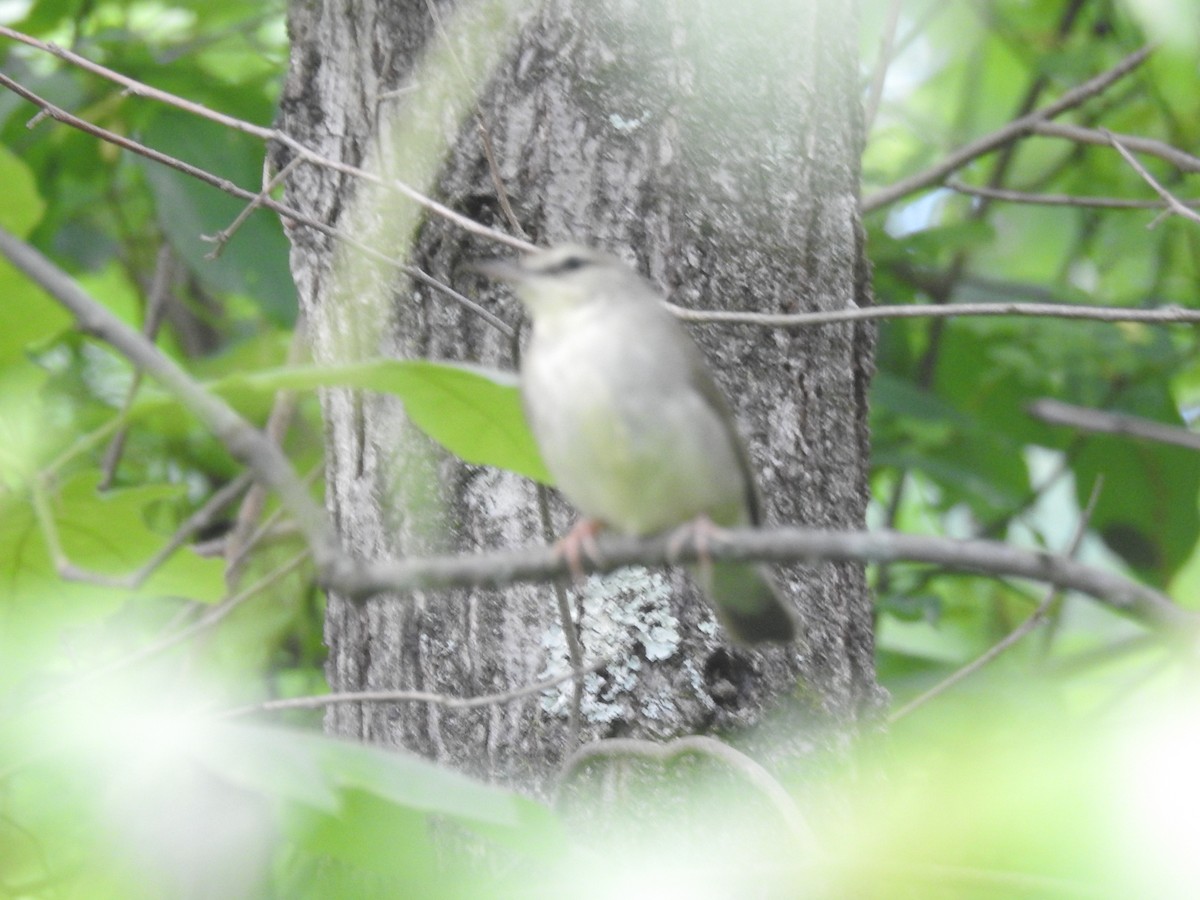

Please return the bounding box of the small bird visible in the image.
[476,244,796,645]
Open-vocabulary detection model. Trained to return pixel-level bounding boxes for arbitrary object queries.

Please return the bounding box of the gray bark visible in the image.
[277,0,882,792]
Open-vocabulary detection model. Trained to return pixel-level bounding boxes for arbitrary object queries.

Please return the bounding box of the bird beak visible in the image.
[468,257,525,282]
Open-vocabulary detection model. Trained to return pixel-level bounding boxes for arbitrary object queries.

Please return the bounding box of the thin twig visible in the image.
[1031,121,1200,173]
[558,735,815,847]
[419,0,528,239]
[666,299,1200,329]
[1029,398,1200,451]
[223,463,322,575]
[217,656,609,719]
[0,71,514,337]
[32,463,253,591]
[0,226,340,568]
[888,478,1104,723]
[537,484,584,747]
[947,178,1199,210]
[204,154,305,258]
[862,45,1153,213]
[17,549,311,712]
[477,117,527,237]
[1104,129,1200,226]
[0,24,534,253]
[223,318,310,584]
[99,244,177,489]
[862,0,904,132]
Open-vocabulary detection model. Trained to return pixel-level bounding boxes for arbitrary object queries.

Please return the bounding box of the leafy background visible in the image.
[1,0,1198,895]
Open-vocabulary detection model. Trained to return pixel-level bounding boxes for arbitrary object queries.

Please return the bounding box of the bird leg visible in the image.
[555,517,605,581]
[666,514,729,572]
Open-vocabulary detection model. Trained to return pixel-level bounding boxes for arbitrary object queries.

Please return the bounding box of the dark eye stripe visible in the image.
[543,255,588,275]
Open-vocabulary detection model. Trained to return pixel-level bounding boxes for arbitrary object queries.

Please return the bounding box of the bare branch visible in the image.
[98,244,178,489]
[223,319,310,584]
[667,299,1200,329]
[537,484,584,747]
[0,25,534,253]
[23,549,311,712]
[947,179,1199,210]
[889,477,1104,723]
[1104,130,1200,226]
[204,154,305,258]
[862,45,1153,213]
[331,526,1192,633]
[862,0,904,132]
[1029,399,1200,451]
[0,226,340,568]
[218,656,609,719]
[1032,121,1200,173]
[0,71,514,337]
[3,228,1189,639]
[559,736,814,846]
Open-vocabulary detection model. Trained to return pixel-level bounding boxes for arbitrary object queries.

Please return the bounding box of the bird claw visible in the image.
[555,518,604,580]
[666,515,730,567]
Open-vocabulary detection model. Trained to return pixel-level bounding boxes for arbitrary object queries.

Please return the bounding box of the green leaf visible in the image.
[0,144,46,236]
[199,722,564,853]
[1070,387,1200,583]
[134,360,552,483]
[0,470,226,691]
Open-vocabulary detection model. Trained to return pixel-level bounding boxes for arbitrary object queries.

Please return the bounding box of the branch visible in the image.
[1029,399,1200,451]
[947,178,1200,210]
[0,226,341,569]
[37,471,252,591]
[667,299,1200,329]
[218,656,609,719]
[889,477,1104,722]
[0,25,534,253]
[1104,129,1200,226]
[862,45,1153,213]
[3,195,1188,646]
[559,736,814,846]
[0,71,514,338]
[862,0,904,131]
[1031,121,1200,173]
[99,244,177,488]
[26,549,311,710]
[330,526,1192,633]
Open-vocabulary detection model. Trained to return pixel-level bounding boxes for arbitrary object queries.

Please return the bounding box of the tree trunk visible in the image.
[277,0,882,792]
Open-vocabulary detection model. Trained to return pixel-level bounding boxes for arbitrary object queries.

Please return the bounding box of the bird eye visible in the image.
[550,254,588,274]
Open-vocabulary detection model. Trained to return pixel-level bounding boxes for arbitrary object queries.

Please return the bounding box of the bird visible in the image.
[476,243,796,645]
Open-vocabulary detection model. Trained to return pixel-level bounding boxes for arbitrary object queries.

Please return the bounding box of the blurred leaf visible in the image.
[137,110,296,325]
[0,470,226,690]
[0,143,45,235]
[1070,389,1200,582]
[134,360,551,483]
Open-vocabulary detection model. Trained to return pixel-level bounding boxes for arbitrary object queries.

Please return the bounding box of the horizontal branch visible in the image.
[328,526,1193,633]
[218,657,608,719]
[1031,121,1200,173]
[1029,399,1200,451]
[667,300,1200,329]
[946,179,1199,210]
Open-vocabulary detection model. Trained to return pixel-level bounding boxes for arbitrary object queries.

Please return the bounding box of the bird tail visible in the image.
[693,562,797,645]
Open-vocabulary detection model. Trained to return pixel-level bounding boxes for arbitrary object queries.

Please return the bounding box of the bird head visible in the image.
[472,244,635,319]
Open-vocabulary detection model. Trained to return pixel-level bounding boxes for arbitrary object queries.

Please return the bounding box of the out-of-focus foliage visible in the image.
[0,0,1198,896]
[863,0,1200,704]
